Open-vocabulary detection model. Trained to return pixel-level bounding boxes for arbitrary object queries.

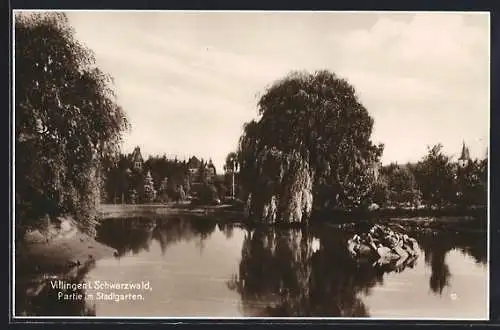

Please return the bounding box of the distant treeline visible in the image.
[102,142,488,213]
[372,144,487,210]
[101,153,238,205]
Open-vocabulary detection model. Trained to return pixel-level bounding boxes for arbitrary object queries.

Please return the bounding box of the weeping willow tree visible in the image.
[15,12,129,235]
[226,228,388,316]
[227,228,315,316]
[238,70,383,224]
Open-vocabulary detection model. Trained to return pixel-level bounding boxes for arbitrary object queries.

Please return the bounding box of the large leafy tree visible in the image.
[238,70,383,223]
[103,154,131,204]
[413,144,456,208]
[15,13,129,234]
[381,163,421,207]
[456,158,488,207]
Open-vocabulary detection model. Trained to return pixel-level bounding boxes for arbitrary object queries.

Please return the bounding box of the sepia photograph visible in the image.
[13,10,489,319]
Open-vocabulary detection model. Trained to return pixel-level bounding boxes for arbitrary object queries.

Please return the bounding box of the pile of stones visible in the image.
[347,224,419,266]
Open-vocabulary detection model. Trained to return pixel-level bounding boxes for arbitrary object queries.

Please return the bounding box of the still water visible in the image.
[81,215,486,318]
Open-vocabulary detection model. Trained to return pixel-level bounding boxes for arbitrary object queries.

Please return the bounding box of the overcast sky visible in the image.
[62,11,489,173]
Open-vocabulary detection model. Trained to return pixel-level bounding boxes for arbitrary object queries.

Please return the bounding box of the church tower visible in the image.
[130,146,144,171]
[458,141,471,168]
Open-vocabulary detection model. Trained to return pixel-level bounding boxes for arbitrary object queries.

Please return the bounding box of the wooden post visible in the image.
[232,160,236,199]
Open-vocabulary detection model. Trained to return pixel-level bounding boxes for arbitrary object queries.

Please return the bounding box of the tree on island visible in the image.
[15,13,129,235]
[238,70,383,224]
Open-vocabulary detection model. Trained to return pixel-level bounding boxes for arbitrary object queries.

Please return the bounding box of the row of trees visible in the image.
[224,142,488,214]
[235,70,488,224]
[102,154,190,204]
[373,144,488,209]
[101,153,236,205]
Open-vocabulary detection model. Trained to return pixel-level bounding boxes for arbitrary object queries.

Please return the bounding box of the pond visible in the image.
[31,215,489,319]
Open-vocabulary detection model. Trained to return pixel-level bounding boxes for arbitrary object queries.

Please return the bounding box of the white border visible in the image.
[10,9,491,322]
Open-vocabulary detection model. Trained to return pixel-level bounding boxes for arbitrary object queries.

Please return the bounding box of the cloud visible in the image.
[333,13,488,71]
[327,12,489,161]
[63,11,489,172]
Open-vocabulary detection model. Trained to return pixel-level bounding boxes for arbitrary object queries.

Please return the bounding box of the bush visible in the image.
[196,184,219,205]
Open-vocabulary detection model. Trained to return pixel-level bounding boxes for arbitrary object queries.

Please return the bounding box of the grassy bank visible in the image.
[15,223,117,316]
[16,231,116,276]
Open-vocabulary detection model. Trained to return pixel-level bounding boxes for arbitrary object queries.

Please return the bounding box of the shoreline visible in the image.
[15,229,117,316]
[97,203,238,219]
[18,204,486,276]
[15,204,486,315]
[97,203,487,226]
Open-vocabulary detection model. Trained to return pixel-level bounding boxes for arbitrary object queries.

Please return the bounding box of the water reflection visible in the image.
[18,215,487,317]
[16,259,97,316]
[96,215,218,257]
[416,231,487,295]
[227,226,422,317]
[227,225,486,317]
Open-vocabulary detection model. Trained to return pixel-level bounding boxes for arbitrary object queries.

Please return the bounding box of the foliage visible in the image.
[15,13,129,234]
[143,171,156,203]
[238,70,383,223]
[182,177,191,196]
[129,188,137,204]
[157,177,169,202]
[380,163,421,207]
[103,154,131,203]
[101,152,191,203]
[371,180,389,206]
[196,183,219,204]
[243,148,313,223]
[144,155,187,191]
[413,144,456,208]
[214,181,229,200]
[178,185,186,201]
[224,152,239,173]
[456,158,488,207]
[371,149,487,209]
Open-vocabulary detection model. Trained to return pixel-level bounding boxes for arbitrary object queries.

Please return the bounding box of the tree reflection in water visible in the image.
[416,230,487,295]
[17,259,97,316]
[96,215,218,257]
[153,215,217,254]
[227,227,384,317]
[226,224,486,317]
[96,217,156,257]
[42,216,486,317]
